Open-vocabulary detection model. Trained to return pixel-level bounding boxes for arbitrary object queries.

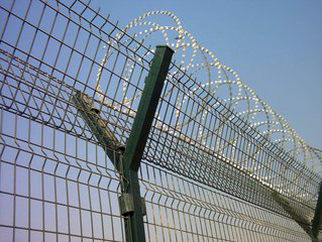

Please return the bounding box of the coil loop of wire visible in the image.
[95,10,322,175]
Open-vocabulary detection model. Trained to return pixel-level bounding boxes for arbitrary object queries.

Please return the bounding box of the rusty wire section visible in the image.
[0,0,319,241]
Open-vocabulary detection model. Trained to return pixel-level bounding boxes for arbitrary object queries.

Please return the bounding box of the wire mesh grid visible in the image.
[0,0,320,241]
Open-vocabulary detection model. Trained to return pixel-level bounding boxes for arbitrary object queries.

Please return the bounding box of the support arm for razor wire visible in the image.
[73,45,174,242]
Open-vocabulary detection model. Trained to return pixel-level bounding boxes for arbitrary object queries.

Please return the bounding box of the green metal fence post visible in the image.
[121,45,173,242]
[73,45,174,242]
[312,181,322,240]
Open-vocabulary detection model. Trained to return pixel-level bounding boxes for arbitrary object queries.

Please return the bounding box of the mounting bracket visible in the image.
[73,45,173,242]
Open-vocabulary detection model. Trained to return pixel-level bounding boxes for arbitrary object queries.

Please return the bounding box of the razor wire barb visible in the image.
[0,0,321,241]
[99,10,322,173]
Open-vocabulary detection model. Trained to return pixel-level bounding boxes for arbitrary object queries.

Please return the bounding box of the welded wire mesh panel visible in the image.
[0,0,321,241]
[0,106,312,242]
[0,108,126,242]
[0,0,152,148]
[145,65,320,221]
[139,162,312,242]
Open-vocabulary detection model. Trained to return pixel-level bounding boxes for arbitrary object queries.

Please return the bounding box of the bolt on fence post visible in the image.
[73,45,174,242]
[312,181,322,240]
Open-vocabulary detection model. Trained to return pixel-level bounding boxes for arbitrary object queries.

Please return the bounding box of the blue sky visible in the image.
[0,2,319,240]
[93,0,322,149]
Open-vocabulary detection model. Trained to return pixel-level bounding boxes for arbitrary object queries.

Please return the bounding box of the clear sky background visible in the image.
[93,0,322,150]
